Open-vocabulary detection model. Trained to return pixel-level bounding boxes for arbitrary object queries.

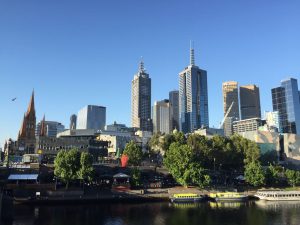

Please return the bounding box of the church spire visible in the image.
[190,40,195,66]
[26,90,35,117]
[19,114,26,138]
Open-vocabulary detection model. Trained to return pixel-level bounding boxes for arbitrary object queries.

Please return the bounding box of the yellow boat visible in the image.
[170,193,204,203]
[209,192,248,202]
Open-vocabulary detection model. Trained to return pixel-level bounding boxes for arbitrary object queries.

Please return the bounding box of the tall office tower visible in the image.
[36,118,65,137]
[77,105,106,131]
[153,99,170,134]
[169,90,180,131]
[18,91,36,153]
[272,78,300,134]
[70,114,77,130]
[222,81,240,136]
[131,60,152,132]
[240,85,261,120]
[179,45,209,133]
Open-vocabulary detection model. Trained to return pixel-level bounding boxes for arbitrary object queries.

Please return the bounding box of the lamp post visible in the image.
[213,158,216,173]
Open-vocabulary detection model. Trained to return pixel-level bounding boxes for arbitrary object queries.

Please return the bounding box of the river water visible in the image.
[2,201,300,225]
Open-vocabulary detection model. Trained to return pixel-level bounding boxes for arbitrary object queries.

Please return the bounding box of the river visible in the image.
[2,201,300,225]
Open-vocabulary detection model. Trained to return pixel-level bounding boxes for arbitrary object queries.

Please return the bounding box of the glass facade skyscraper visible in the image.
[77,105,106,131]
[169,90,180,131]
[272,78,300,134]
[179,46,209,133]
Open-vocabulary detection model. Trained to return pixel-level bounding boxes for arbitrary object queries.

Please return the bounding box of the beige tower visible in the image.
[131,60,152,131]
[222,81,240,136]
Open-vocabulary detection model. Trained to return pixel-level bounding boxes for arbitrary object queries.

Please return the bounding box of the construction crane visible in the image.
[219,101,234,129]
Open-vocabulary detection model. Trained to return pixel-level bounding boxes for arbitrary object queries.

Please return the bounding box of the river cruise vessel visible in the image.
[209,192,248,202]
[255,190,300,201]
[170,193,204,203]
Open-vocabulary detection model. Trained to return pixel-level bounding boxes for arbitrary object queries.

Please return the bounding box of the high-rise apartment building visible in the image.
[131,60,152,132]
[70,114,77,130]
[222,81,240,136]
[169,90,180,131]
[179,45,209,133]
[240,85,261,120]
[272,78,300,134]
[77,105,106,131]
[153,99,170,134]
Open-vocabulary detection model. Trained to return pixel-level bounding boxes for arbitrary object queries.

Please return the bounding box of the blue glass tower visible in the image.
[179,45,209,133]
[272,78,300,134]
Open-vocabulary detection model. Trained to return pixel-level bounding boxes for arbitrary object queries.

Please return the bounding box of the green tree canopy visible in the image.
[54,149,94,188]
[164,142,210,188]
[78,152,94,182]
[265,164,281,187]
[285,169,300,187]
[123,141,143,166]
[244,161,265,187]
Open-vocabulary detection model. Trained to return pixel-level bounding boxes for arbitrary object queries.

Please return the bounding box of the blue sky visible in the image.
[1,0,300,147]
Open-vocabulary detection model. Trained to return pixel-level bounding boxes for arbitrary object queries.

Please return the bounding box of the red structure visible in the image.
[121,154,129,167]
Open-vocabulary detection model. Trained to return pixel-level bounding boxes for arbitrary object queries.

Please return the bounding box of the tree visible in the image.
[230,134,260,165]
[54,149,94,189]
[123,141,143,166]
[285,169,300,187]
[265,164,280,187]
[54,149,81,189]
[183,163,211,188]
[78,152,94,182]
[164,142,210,188]
[244,161,265,187]
[130,167,142,187]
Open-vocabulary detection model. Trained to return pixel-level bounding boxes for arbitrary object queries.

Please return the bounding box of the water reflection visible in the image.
[209,201,245,209]
[255,200,300,210]
[1,201,300,225]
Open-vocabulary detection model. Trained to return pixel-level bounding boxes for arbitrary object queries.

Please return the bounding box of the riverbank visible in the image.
[6,186,259,205]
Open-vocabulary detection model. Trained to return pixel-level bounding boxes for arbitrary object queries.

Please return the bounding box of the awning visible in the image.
[8,174,39,180]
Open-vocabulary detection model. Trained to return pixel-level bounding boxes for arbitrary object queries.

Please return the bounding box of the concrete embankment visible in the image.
[11,187,258,205]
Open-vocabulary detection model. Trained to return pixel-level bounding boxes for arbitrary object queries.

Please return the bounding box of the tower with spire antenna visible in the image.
[131,58,152,131]
[18,90,36,154]
[179,43,209,133]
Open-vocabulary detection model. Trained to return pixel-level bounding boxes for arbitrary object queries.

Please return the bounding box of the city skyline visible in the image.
[1,1,300,146]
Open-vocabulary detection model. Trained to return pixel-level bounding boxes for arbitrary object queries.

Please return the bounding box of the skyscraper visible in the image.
[240,85,261,120]
[70,114,77,130]
[18,91,36,153]
[131,60,152,132]
[77,105,106,131]
[272,78,300,134]
[153,99,170,134]
[169,90,180,131]
[179,45,209,133]
[222,81,240,136]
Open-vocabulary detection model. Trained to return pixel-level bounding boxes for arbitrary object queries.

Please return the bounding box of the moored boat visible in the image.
[209,192,248,202]
[170,193,204,203]
[255,190,300,201]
